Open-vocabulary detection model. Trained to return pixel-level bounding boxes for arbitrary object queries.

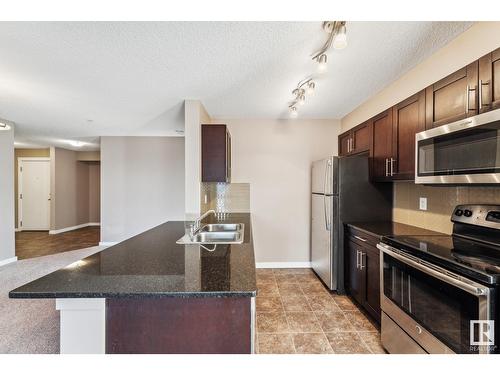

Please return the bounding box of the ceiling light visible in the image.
[306,81,315,95]
[289,106,298,118]
[317,54,328,73]
[68,140,84,147]
[298,94,306,106]
[333,23,347,50]
[0,122,11,131]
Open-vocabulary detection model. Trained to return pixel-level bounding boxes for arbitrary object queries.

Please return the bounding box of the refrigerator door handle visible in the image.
[323,161,329,230]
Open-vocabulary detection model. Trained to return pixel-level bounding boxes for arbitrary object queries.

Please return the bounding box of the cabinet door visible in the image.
[361,246,381,324]
[352,121,371,154]
[338,132,351,156]
[392,91,425,180]
[347,241,364,305]
[226,130,232,182]
[478,48,500,113]
[202,124,228,182]
[425,61,478,129]
[371,109,393,181]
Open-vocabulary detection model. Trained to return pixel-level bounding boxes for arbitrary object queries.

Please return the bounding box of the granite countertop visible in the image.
[346,221,446,239]
[9,213,256,299]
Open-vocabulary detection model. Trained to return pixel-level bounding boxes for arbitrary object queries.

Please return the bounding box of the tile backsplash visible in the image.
[394,182,500,234]
[200,182,250,213]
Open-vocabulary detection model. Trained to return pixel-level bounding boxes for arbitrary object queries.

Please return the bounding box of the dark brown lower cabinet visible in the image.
[346,231,381,324]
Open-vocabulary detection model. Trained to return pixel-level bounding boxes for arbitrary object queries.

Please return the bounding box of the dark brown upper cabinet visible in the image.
[478,47,500,113]
[201,124,232,183]
[371,109,394,181]
[425,61,478,129]
[338,121,371,157]
[391,90,426,180]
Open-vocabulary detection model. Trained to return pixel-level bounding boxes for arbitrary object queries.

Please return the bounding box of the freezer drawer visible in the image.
[311,194,333,288]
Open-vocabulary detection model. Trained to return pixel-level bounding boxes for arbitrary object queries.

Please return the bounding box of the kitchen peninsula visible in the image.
[9,213,257,354]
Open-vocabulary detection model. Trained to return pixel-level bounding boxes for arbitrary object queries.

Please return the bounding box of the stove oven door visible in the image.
[378,243,496,354]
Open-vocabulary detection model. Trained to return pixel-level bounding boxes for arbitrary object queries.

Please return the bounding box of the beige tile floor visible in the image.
[255,268,386,354]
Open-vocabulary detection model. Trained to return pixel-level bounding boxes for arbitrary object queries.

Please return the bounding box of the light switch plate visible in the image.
[419,197,427,211]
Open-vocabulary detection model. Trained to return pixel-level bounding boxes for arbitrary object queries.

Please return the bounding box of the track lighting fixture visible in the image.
[286,21,347,115]
[0,122,11,131]
[311,21,347,70]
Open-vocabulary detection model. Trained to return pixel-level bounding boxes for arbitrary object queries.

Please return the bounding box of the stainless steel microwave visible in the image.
[415,108,500,184]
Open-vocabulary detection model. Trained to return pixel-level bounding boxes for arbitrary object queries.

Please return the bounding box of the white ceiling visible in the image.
[0,21,472,150]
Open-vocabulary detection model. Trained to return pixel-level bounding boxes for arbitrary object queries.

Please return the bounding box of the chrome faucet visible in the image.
[189,209,216,238]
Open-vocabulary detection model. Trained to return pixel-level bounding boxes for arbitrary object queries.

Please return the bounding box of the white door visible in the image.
[19,159,50,230]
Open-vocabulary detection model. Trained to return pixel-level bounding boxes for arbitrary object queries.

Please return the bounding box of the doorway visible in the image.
[18,157,50,231]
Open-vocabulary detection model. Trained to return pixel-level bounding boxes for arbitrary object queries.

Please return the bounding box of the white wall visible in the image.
[216,119,341,264]
[0,122,15,264]
[184,100,211,217]
[342,22,500,131]
[101,136,185,243]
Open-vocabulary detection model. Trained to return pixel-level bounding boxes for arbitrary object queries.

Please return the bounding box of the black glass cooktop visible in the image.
[382,234,500,285]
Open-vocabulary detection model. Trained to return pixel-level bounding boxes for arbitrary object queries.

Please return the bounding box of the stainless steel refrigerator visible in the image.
[311,154,392,292]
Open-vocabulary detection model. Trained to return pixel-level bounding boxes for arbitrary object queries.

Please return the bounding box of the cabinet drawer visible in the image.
[346,227,379,248]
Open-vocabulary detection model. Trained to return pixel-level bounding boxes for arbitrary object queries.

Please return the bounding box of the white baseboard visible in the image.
[0,256,18,267]
[49,222,100,235]
[256,262,312,269]
[14,228,21,232]
[98,241,118,247]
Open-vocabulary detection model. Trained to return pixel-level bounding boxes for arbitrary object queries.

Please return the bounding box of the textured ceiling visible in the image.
[0,21,472,150]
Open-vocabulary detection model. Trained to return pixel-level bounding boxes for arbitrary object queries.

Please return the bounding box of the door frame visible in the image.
[17,157,51,231]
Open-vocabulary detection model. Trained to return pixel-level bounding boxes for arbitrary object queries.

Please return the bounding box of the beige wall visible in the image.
[50,147,100,231]
[341,22,500,131]
[214,118,341,264]
[77,151,100,162]
[88,162,100,223]
[14,148,50,229]
[185,100,211,217]
[101,136,185,243]
[0,122,15,263]
[394,182,500,234]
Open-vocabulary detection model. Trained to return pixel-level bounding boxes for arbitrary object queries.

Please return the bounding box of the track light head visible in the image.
[333,23,347,50]
[317,54,328,74]
[306,81,315,95]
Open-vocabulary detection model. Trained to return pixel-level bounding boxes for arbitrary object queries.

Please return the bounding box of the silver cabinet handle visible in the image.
[466,84,477,112]
[350,137,354,152]
[348,138,351,153]
[465,85,470,112]
[377,243,491,297]
[479,79,490,110]
[359,252,365,270]
[385,158,389,177]
[390,158,395,176]
[353,235,367,242]
[356,250,360,270]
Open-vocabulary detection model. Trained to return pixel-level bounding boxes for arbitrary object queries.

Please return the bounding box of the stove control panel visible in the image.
[452,204,500,229]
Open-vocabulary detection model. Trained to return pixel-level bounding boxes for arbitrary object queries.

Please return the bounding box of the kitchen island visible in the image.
[9,213,257,354]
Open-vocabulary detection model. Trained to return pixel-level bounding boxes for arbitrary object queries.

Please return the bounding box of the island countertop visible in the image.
[9,213,256,299]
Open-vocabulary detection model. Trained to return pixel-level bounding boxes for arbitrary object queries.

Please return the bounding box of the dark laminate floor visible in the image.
[15,227,100,260]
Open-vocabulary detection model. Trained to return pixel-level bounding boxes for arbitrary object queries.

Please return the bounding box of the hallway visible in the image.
[15,227,100,260]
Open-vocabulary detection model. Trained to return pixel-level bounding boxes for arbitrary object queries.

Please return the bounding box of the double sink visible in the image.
[177,223,245,245]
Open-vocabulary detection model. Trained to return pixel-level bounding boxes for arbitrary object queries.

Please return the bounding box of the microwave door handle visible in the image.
[377,243,490,297]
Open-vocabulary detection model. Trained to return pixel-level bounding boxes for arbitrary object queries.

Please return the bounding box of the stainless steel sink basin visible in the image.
[199,223,242,232]
[192,231,242,243]
[176,223,245,245]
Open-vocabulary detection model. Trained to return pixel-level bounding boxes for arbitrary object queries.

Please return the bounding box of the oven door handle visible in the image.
[377,243,490,297]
